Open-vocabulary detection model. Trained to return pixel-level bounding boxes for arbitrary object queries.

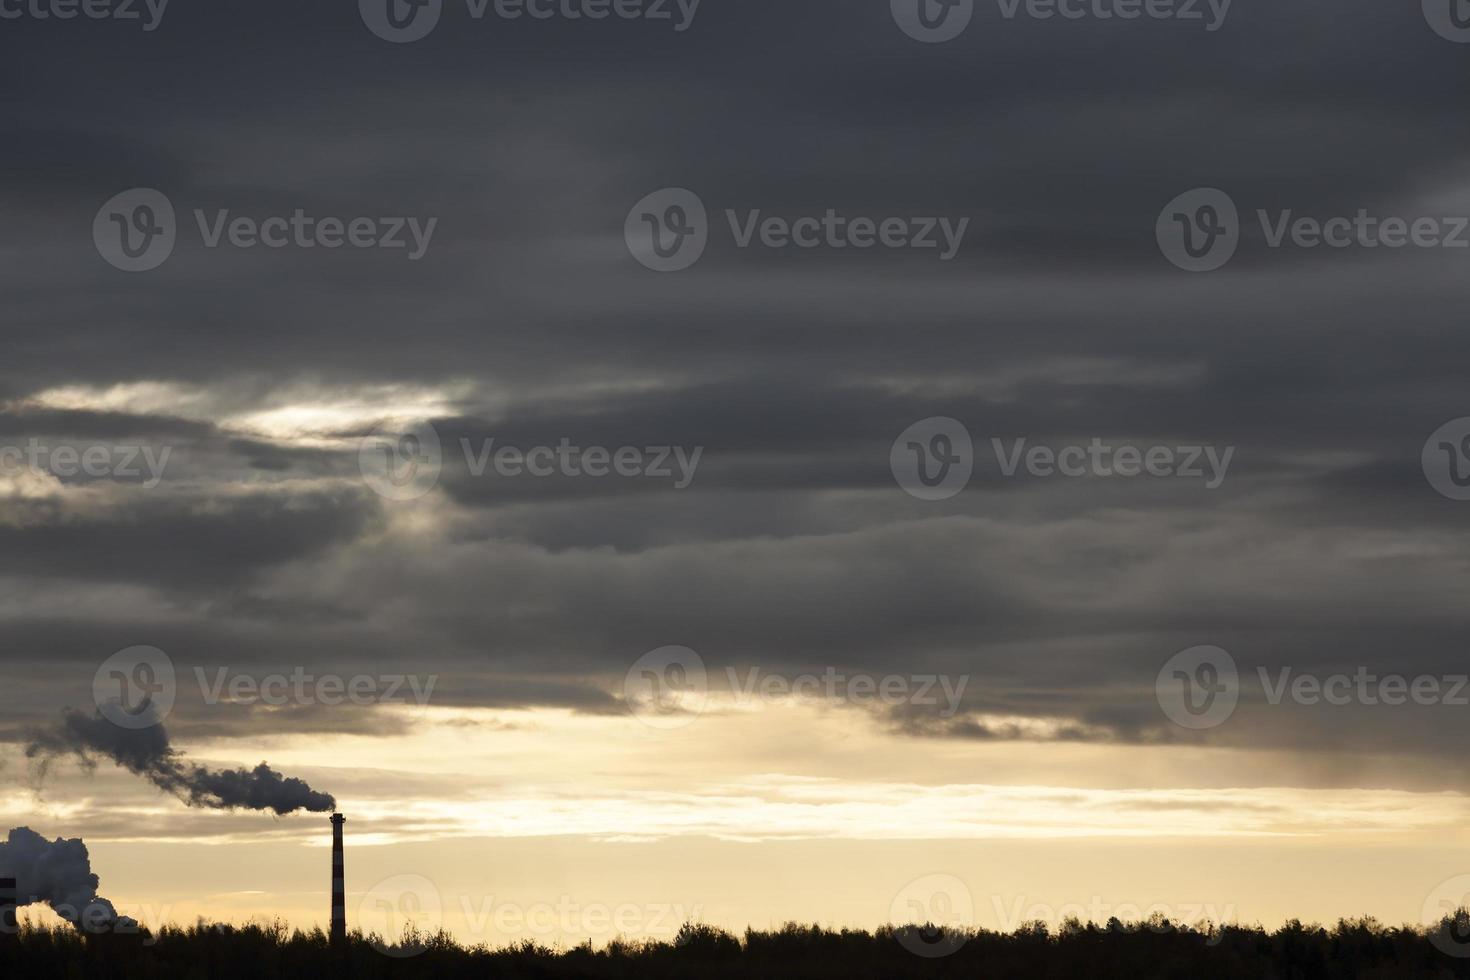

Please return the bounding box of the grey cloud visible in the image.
[0,489,379,588]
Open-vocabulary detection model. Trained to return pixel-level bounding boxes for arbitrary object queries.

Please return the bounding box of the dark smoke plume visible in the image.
[0,826,137,933]
[26,705,336,816]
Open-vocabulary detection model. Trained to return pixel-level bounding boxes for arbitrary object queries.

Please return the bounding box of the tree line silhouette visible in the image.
[7,913,1470,978]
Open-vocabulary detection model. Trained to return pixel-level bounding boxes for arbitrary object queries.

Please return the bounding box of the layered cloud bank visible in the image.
[1,0,1468,870]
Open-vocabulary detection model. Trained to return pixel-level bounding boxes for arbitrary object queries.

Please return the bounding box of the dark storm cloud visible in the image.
[0,489,378,587]
[0,4,1462,391]
[1,0,1469,793]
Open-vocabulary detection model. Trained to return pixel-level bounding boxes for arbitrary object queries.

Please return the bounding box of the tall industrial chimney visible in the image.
[330,814,346,946]
[0,875,16,939]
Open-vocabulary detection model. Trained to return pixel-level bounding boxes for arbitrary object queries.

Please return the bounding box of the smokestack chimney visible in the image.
[0,876,16,939]
[330,814,346,946]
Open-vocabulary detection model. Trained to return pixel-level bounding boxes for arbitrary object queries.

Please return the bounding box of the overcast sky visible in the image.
[4,0,1470,944]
